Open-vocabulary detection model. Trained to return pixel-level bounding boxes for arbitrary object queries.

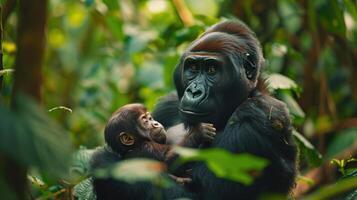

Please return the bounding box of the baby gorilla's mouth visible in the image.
[150,128,167,144]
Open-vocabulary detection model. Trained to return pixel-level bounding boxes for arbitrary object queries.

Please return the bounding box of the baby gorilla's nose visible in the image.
[152,121,161,128]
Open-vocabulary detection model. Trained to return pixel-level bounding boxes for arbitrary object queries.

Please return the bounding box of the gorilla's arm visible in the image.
[191,94,297,199]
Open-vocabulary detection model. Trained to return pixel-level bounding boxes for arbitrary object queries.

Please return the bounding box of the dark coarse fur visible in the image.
[152,20,297,199]
[90,104,195,200]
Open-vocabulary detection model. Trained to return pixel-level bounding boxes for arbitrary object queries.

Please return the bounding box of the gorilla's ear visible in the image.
[243,53,258,80]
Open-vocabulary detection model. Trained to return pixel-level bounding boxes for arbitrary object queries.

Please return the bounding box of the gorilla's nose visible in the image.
[152,121,161,128]
[185,82,204,101]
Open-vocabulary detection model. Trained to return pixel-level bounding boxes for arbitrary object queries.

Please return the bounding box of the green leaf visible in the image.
[105,14,123,41]
[70,146,97,177]
[102,0,120,11]
[0,69,14,77]
[95,158,170,187]
[174,147,269,185]
[48,106,73,113]
[302,177,357,200]
[73,178,96,200]
[314,0,346,36]
[266,73,299,92]
[0,94,73,177]
[185,0,219,17]
[293,130,322,167]
[326,128,357,159]
[280,92,305,119]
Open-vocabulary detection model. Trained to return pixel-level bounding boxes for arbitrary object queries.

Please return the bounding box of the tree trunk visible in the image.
[1,0,48,199]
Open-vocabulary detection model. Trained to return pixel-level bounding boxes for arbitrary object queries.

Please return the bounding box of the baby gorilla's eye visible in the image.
[206,65,217,75]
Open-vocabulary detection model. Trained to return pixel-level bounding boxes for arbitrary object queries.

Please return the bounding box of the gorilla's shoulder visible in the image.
[231,93,292,133]
[90,146,121,170]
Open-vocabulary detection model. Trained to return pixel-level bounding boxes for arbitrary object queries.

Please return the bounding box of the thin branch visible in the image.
[172,0,194,27]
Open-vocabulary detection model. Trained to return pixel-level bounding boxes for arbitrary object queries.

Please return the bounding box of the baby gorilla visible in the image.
[91,103,215,200]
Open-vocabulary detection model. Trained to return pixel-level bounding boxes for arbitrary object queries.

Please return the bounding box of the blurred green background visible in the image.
[0,0,356,199]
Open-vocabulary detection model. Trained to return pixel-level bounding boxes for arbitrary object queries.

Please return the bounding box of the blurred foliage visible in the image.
[0,94,72,178]
[175,146,269,185]
[0,0,356,199]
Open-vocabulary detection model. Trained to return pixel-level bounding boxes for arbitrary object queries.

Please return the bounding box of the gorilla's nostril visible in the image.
[192,90,202,98]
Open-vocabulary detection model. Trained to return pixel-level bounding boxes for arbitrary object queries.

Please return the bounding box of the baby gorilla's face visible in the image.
[137,112,167,144]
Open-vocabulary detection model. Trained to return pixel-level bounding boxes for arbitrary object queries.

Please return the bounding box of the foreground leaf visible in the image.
[0,94,73,177]
[174,147,269,185]
[95,158,170,187]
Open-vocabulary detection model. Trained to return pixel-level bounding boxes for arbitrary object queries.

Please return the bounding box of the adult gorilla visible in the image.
[153,20,297,199]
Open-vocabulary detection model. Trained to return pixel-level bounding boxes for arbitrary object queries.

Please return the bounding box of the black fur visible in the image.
[152,20,297,199]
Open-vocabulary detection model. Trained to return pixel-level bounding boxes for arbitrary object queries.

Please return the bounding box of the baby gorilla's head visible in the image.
[104,103,167,155]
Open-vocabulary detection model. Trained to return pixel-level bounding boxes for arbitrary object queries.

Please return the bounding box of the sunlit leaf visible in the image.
[185,0,219,17]
[174,147,269,185]
[0,69,14,77]
[297,175,315,186]
[49,29,66,48]
[266,73,299,92]
[95,158,170,186]
[3,41,17,53]
[67,5,86,28]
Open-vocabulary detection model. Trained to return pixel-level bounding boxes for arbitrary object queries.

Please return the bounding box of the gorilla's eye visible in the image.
[189,64,199,72]
[206,65,217,75]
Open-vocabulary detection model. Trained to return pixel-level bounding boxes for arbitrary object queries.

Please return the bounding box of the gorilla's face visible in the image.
[174,31,259,130]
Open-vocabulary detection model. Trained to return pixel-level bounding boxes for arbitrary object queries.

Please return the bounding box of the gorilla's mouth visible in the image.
[180,108,210,116]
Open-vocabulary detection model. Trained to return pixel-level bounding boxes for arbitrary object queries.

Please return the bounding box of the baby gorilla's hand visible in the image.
[196,123,216,143]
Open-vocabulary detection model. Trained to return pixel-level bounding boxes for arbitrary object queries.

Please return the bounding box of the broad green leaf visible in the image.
[293,130,322,167]
[174,147,269,185]
[326,128,357,159]
[95,158,170,187]
[70,146,97,177]
[185,0,219,17]
[0,94,73,177]
[105,14,123,41]
[266,73,298,92]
